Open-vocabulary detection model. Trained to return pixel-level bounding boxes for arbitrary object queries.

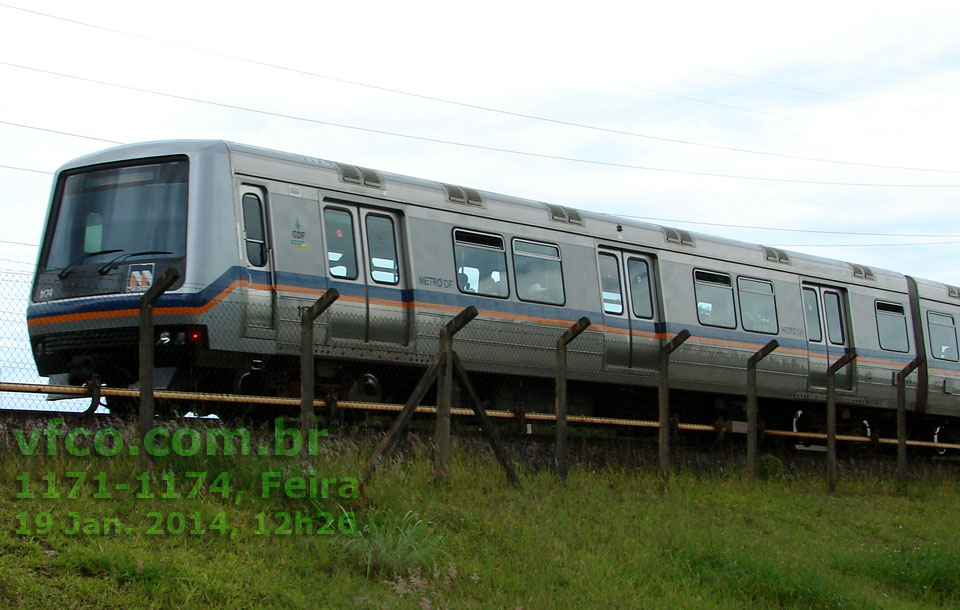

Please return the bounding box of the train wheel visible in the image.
[792,409,819,447]
[933,425,956,456]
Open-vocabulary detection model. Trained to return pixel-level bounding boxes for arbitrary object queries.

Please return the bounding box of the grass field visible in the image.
[1,418,958,609]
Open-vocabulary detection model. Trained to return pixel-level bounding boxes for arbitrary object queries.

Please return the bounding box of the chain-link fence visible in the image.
[1,270,92,411]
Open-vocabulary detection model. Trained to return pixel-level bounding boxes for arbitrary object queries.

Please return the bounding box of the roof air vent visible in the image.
[850,263,876,280]
[542,203,586,225]
[335,162,381,188]
[442,183,484,207]
[762,246,791,264]
[545,203,567,222]
[663,226,694,246]
[563,207,583,225]
[947,285,960,299]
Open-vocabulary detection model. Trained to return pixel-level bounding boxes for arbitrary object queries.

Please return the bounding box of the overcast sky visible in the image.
[2,0,960,282]
[0,0,960,404]
[2,0,959,408]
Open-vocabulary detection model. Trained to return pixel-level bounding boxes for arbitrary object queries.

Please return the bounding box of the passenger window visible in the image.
[324,208,357,279]
[694,270,735,329]
[365,214,399,285]
[513,239,564,305]
[453,229,508,298]
[928,312,959,362]
[738,278,778,334]
[598,253,623,314]
[876,302,908,352]
[824,291,845,345]
[628,258,653,318]
[242,193,266,267]
[802,288,822,342]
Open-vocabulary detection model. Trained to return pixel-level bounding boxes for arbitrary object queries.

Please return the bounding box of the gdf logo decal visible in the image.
[126,264,155,292]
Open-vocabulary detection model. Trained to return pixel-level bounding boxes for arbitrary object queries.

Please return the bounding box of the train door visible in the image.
[597,248,660,371]
[321,200,408,345]
[801,283,853,391]
[240,185,277,339]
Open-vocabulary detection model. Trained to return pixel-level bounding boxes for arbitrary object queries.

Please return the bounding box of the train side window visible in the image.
[242,193,266,267]
[324,208,358,279]
[694,270,736,329]
[823,291,845,345]
[628,258,653,319]
[453,229,508,298]
[738,278,778,334]
[802,287,822,342]
[598,253,623,314]
[365,214,399,285]
[928,312,959,362]
[513,239,564,305]
[876,301,908,352]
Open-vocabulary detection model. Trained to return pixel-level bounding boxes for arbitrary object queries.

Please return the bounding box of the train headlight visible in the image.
[34,341,44,358]
[174,331,187,345]
[157,331,171,346]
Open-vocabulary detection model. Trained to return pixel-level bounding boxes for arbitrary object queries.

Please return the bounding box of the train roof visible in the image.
[56,139,958,301]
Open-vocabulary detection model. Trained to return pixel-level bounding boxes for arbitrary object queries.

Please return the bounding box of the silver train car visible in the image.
[26,140,960,441]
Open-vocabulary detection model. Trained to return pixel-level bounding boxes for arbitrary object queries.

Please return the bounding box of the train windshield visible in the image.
[44,159,188,272]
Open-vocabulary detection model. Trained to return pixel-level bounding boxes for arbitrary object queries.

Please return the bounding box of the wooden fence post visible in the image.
[658,330,690,480]
[896,356,923,480]
[555,317,591,482]
[300,289,340,432]
[434,306,478,484]
[138,267,180,469]
[826,350,856,492]
[746,340,779,480]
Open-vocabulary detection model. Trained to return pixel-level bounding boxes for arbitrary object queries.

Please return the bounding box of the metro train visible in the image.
[26,140,960,443]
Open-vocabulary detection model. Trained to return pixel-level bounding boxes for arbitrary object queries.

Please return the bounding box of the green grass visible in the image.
[1,420,958,608]
[344,509,449,578]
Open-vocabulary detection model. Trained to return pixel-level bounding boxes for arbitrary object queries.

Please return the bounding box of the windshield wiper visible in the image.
[57,249,123,280]
[98,250,174,275]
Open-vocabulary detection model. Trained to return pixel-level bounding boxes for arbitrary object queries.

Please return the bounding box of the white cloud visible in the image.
[0,0,958,280]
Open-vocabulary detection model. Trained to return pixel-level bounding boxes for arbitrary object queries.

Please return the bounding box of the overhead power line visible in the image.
[700,67,866,104]
[2,60,959,189]
[0,163,51,175]
[0,238,39,247]
[0,120,123,145]
[771,241,960,248]
[700,66,934,119]
[0,3,956,175]
[628,84,900,141]
[610,214,960,238]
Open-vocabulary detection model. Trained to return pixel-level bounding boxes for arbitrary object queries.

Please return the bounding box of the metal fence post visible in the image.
[555,317,591,482]
[300,288,339,432]
[659,330,690,480]
[139,267,180,469]
[826,350,856,492]
[747,340,779,481]
[896,356,923,480]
